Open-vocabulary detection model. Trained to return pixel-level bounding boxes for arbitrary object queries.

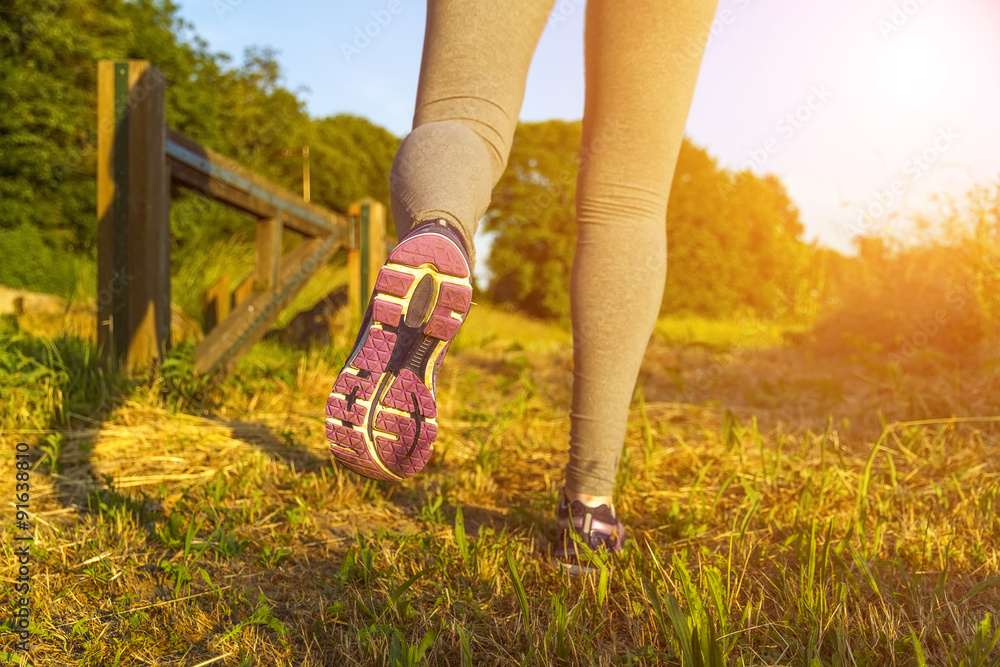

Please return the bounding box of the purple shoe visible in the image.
[553,491,627,574]
[325,220,473,482]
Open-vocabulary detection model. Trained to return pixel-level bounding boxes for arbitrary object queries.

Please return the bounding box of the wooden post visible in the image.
[368,200,387,280]
[347,199,386,320]
[97,60,170,371]
[203,274,230,333]
[302,146,310,203]
[347,212,360,321]
[255,213,282,292]
[232,276,255,308]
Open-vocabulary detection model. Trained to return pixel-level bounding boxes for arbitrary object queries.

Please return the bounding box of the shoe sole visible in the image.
[325,231,472,481]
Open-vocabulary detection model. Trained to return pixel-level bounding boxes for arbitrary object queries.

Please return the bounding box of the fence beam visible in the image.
[97,60,170,372]
[347,199,386,320]
[166,130,348,240]
[193,235,341,375]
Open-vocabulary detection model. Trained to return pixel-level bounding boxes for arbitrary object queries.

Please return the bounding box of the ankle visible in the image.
[407,217,472,260]
[564,486,614,509]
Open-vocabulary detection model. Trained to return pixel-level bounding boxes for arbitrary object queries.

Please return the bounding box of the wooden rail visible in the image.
[97,60,386,375]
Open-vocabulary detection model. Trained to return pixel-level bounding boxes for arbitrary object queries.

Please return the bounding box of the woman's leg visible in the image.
[565,0,718,499]
[329,0,555,481]
[389,0,556,269]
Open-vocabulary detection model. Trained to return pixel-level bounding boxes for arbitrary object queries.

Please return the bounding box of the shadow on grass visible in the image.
[0,316,325,528]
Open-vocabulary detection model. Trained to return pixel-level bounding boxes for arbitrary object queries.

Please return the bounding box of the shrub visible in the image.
[0,224,81,297]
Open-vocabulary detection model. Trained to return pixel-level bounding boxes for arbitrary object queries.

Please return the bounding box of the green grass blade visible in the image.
[411,620,441,664]
[848,544,882,601]
[910,630,927,667]
[505,546,533,654]
[960,575,1000,604]
[672,555,704,620]
[703,566,728,640]
[642,576,671,646]
[664,593,695,665]
[454,505,469,566]
[855,430,890,519]
[597,563,610,607]
[458,623,473,667]
[389,567,433,606]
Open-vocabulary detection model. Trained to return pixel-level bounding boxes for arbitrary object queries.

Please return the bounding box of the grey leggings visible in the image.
[390,0,718,496]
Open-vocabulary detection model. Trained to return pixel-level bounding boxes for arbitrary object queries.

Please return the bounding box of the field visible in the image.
[1,274,1000,666]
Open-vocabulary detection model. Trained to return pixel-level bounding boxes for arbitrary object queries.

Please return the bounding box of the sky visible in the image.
[175,0,1000,267]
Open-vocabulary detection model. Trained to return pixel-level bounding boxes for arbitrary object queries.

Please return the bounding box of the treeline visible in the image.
[4,0,843,325]
[486,120,829,320]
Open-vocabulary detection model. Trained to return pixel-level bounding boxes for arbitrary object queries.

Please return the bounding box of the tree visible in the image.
[305,114,400,235]
[485,120,582,320]
[484,120,817,321]
[0,0,401,281]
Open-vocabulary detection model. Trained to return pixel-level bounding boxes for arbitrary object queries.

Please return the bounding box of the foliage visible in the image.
[809,183,1000,363]
[810,238,984,361]
[665,148,814,319]
[0,0,399,294]
[963,182,1000,330]
[486,120,581,320]
[307,114,401,229]
[0,223,82,297]
[485,121,820,320]
[0,324,123,430]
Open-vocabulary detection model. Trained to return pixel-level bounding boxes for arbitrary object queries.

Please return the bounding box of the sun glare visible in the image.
[869,34,949,114]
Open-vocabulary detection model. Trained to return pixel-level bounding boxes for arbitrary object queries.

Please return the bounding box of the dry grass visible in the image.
[1,297,1000,666]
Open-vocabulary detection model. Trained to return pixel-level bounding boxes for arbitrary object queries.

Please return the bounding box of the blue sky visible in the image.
[176,0,1000,263]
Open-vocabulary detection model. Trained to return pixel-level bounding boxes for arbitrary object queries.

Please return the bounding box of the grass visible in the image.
[2,289,1000,665]
[654,314,804,351]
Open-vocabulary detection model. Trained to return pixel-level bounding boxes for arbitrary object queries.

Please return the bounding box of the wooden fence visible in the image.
[96,60,385,375]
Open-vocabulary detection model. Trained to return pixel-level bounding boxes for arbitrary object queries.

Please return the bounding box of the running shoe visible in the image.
[325,220,473,482]
[553,491,627,574]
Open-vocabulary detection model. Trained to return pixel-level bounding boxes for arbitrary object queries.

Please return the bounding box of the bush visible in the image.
[0,224,81,297]
[809,236,988,362]
[964,183,1000,331]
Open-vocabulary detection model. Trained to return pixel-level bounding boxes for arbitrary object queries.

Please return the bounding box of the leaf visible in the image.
[389,568,433,606]
[412,620,442,664]
[390,567,432,620]
[703,566,728,638]
[960,575,1000,603]
[597,562,610,607]
[641,577,671,644]
[457,622,473,667]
